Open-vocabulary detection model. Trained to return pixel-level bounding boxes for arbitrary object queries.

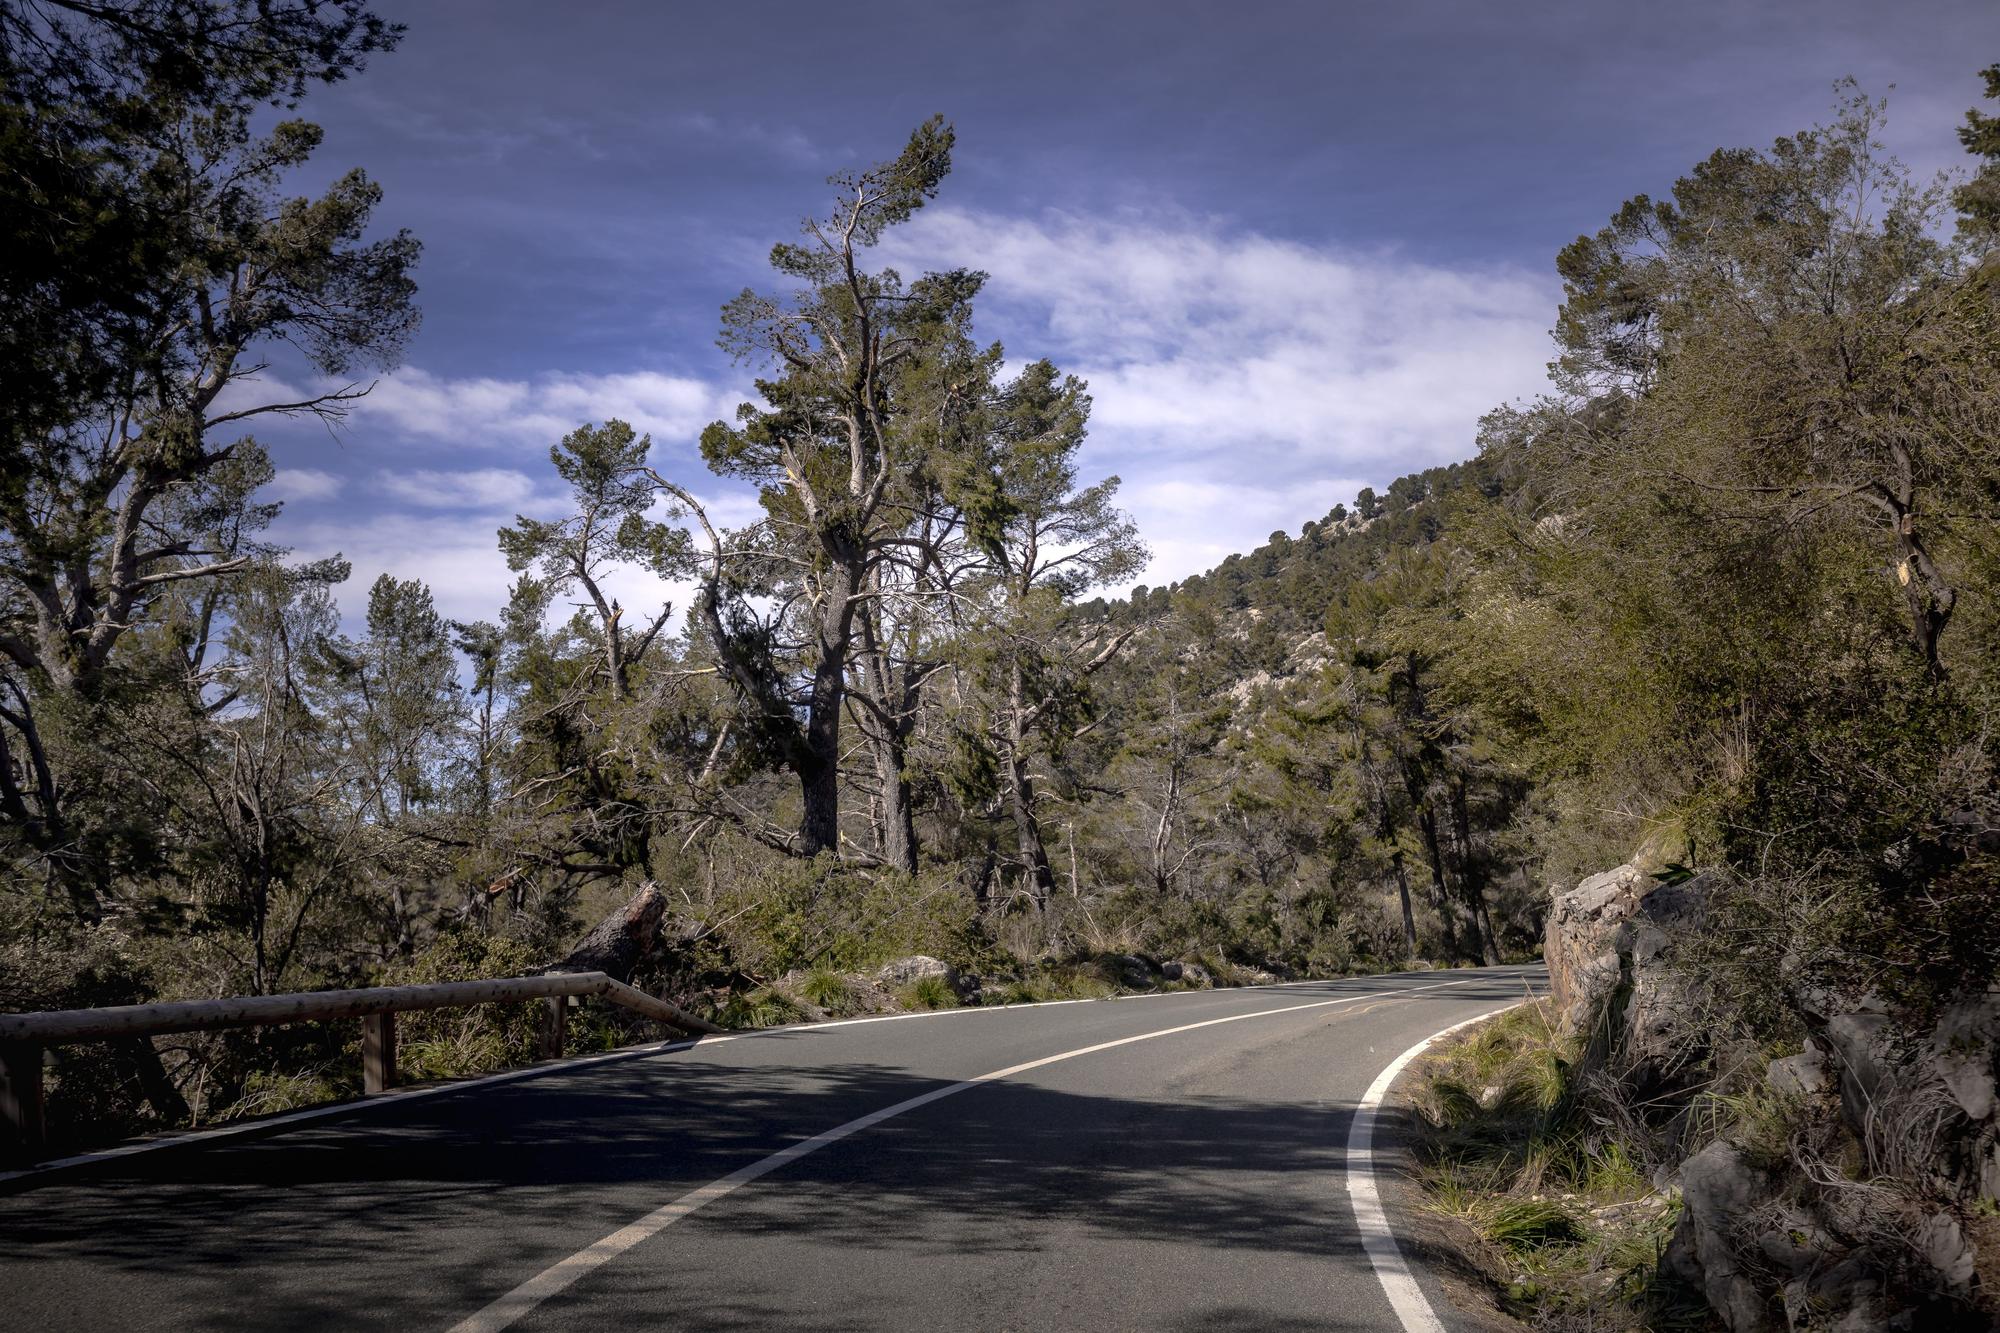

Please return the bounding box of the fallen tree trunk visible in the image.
[542,884,668,983]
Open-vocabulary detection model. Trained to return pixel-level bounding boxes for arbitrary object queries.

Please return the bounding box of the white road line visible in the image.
[447,976,1486,1333]
[1345,999,1533,1333]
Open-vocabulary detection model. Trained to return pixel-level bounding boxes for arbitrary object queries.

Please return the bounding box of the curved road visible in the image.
[3,965,1544,1331]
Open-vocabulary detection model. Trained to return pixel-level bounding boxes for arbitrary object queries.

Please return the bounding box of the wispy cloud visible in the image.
[348,368,744,454]
[266,468,345,503]
[667,111,829,164]
[377,467,538,510]
[885,206,1558,585]
[269,206,1561,619]
[283,510,691,629]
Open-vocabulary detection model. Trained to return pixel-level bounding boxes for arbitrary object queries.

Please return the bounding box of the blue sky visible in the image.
[237,0,2000,625]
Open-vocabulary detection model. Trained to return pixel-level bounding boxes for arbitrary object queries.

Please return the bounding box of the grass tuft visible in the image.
[798,968,855,1013]
[897,974,958,1010]
[1411,999,1698,1330]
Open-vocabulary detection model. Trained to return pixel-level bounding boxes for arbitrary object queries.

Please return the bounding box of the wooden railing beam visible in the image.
[0,970,721,1158]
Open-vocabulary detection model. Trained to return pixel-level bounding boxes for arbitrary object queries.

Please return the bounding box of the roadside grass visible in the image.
[218,1065,348,1121]
[896,974,960,1010]
[981,961,1118,1006]
[797,967,859,1014]
[1410,1001,1707,1330]
[714,986,811,1029]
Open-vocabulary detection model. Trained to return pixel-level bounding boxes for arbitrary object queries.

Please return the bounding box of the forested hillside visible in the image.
[4,26,1999,1320]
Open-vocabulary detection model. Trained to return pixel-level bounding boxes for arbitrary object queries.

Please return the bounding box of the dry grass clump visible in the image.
[1411,1001,1706,1329]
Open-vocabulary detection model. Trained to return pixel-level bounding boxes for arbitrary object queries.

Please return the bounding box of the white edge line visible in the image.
[1345,997,1535,1333]
[1,967,1521,1188]
[447,976,1492,1333]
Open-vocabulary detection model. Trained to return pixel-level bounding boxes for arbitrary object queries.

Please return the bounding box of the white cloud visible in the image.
[377,467,538,510]
[350,367,743,453]
[285,511,693,630]
[266,468,345,503]
[273,206,1562,604]
[885,207,1559,585]
[1122,474,1367,589]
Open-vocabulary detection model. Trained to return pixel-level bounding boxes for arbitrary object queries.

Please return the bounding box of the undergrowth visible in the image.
[1410,1001,1710,1330]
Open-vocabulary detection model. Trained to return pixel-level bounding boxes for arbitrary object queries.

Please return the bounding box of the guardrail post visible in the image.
[539,996,567,1060]
[361,1013,396,1094]
[0,1040,44,1153]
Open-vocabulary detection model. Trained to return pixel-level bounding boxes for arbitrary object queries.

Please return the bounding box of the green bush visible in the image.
[387,931,544,1081]
[718,855,978,976]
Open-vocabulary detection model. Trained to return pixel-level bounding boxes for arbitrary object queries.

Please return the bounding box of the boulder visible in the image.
[1928,995,2000,1123]
[1107,954,1157,988]
[1767,1039,1829,1099]
[1667,1141,1777,1332]
[1552,861,2000,1332]
[1621,874,1715,1074]
[1161,961,1212,987]
[876,955,966,997]
[1822,1004,1896,1135]
[1543,863,1720,1076]
[1919,1212,1978,1290]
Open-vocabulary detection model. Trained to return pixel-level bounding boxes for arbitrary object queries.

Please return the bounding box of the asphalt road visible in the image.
[3,965,1546,1332]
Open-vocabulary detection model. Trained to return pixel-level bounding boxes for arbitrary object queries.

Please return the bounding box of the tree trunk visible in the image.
[965,846,996,912]
[1004,663,1057,910]
[1894,513,1955,682]
[855,604,918,874]
[1390,849,1417,958]
[799,554,861,858]
[1413,801,1466,962]
[874,738,918,874]
[1450,778,1502,965]
[544,883,667,982]
[118,1036,190,1124]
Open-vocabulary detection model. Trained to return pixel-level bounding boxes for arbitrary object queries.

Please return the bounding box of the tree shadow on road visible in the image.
[0,973,1539,1331]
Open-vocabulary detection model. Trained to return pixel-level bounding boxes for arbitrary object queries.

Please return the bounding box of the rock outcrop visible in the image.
[1546,863,2000,1331]
[876,954,971,999]
[1544,862,1720,1080]
[1665,1141,1777,1333]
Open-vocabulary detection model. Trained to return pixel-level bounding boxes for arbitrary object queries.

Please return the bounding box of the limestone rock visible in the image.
[1919,1212,1977,1290]
[1822,1004,1895,1134]
[1768,1039,1829,1099]
[876,955,966,997]
[1928,995,2000,1123]
[1544,863,1645,1030]
[1667,1140,1777,1332]
[1543,862,1720,1080]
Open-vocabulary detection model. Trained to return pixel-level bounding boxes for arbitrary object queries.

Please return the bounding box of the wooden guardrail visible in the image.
[0,971,721,1155]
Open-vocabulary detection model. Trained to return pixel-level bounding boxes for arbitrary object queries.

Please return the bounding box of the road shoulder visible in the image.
[1374,1043,1527,1333]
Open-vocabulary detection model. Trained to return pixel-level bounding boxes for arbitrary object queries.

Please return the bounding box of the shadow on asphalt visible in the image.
[0,972,1540,1331]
